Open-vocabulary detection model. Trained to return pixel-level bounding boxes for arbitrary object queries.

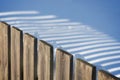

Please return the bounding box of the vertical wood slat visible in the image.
[23,33,37,80]
[0,22,10,80]
[56,49,73,80]
[98,70,119,80]
[38,40,53,80]
[75,59,96,80]
[11,27,23,80]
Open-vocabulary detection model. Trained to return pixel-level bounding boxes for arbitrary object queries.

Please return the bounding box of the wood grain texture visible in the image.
[98,70,119,80]
[0,22,10,80]
[75,59,96,80]
[23,33,37,80]
[56,49,73,80]
[38,40,53,80]
[11,27,23,80]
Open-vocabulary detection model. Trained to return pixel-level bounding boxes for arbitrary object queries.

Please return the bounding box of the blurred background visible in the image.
[0,0,120,41]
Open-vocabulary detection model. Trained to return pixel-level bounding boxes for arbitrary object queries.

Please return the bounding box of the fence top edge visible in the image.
[57,48,73,57]
[24,33,37,39]
[76,58,96,68]
[12,26,23,32]
[0,21,10,27]
[39,40,53,48]
[99,70,120,80]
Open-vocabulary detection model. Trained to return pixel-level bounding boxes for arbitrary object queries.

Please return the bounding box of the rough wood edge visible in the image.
[98,70,120,80]
[24,33,37,39]
[0,21,10,26]
[76,58,96,69]
[76,58,96,80]
[40,40,53,48]
[12,26,22,32]
[57,49,73,58]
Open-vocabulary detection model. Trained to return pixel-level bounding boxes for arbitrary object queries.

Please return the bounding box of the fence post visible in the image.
[23,33,37,80]
[38,40,53,80]
[11,27,23,80]
[56,49,73,80]
[74,58,96,80]
[0,22,10,80]
[98,70,119,80]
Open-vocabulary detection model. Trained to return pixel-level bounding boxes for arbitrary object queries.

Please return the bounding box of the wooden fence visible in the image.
[0,22,119,80]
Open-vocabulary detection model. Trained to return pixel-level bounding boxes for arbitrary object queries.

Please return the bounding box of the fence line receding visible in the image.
[0,22,119,80]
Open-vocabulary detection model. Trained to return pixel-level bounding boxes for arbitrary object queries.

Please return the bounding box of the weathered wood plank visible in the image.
[75,59,96,80]
[56,49,73,80]
[23,33,37,80]
[11,27,23,80]
[0,22,10,80]
[98,70,119,80]
[38,40,53,80]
